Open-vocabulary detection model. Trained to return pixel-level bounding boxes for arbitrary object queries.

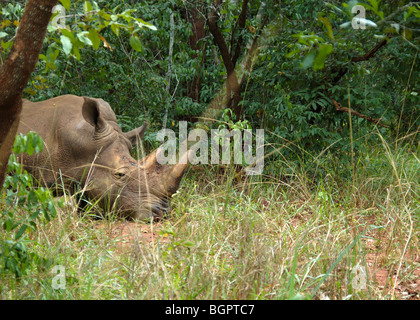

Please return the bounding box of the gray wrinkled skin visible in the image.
[17,95,190,220]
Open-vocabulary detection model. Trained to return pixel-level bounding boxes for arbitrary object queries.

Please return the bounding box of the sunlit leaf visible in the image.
[129,35,142,52]
[77,31,93,46]
[59,0,71,10]
[134,18,157,31]
[60,35,72,55]
[313,44,333,71]
[88,28,100,49]
[60,29,74,40]
[83,1,93,12]
[318,17,334,40]
[301,50,316,69]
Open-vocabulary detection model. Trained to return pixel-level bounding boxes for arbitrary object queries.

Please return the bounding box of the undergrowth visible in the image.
[0,132,419,300]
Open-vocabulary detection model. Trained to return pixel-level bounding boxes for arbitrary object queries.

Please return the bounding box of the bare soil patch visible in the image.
[362,217,420,300]
[94,221,170,254]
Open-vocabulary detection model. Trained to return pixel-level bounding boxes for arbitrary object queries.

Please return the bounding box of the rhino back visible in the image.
[18,95,97,185]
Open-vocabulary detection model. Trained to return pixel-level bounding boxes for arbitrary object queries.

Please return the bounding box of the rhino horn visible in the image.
[161,149,193,195]
[139,148,192,196]
[170,149,193,180]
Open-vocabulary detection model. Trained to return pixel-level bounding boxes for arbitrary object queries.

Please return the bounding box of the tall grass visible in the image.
[0,132,419,300]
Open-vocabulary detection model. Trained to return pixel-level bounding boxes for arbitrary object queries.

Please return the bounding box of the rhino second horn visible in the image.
[139,148,160,170]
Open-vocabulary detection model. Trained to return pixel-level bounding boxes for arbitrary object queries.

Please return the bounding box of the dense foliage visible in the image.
[1,132,59,277]
[1,1,418,164]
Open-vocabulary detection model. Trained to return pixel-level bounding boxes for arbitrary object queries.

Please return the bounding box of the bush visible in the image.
[0,132,61,278]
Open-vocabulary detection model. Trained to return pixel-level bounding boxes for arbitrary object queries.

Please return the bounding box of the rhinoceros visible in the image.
[17,94,191,220]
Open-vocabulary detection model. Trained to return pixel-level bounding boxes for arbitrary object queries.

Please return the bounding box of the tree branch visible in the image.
[332,39,388,83]
[240,14,269,88]
[232,0,250,66]
[350,38,389,63]
[207,1,235,74]
[331,99,389,128]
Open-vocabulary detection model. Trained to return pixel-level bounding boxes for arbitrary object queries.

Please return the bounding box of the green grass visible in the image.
[1,136,419,300]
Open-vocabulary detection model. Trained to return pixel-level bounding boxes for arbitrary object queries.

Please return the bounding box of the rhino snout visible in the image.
[150,199,171,220]
[128,198,171,221]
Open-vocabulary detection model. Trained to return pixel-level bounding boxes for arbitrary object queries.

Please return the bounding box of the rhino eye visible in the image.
[115,172,126,178]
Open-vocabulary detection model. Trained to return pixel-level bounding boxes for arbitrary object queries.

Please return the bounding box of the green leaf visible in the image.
[301,50,316,69]
[60,29,74,40]
[134,18,157,31]
[367,0,379,13]
[3,218,13,231]
[318,17,334,40]
[1,40,13,51]
[60,35,72,55]
[325,3,342,13]
[405,5,420,21]
[285,49,300,58]
[402,28,413,40]
[83,1,93,12]
[77,31,93,46]
[313,44,333,71]
[29,211,41,221]
[72,45,81,60]
[110,23,120,36]
[26,140,34,156]
[0,32,8,39]
[15,224,27,240]
[59,0,71,10]
[129,35,142,52]
[46,47,59,65]
[88,28,100,49]
[91,1,100,11]
[98,10,111,21]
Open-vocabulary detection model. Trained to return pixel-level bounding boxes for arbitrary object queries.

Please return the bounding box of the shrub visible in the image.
[0,132,61,278]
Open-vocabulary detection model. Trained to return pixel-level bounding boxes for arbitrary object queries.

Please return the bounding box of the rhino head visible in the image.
[79,97,191,220]
[18,95,191,221]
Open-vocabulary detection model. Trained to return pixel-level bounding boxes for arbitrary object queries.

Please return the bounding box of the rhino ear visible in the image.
[82,97,107,130]
[125,122,147,147]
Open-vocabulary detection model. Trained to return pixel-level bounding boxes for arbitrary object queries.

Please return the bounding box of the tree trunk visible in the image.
[187,5,206,102]
[0,0,57,189]
[206,0,268,121]
[163,11,175,129]
[207,0,244,121]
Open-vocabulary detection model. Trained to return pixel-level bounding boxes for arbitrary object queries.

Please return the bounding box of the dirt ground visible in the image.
[94,220,171,252]
[364,237,420,300]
